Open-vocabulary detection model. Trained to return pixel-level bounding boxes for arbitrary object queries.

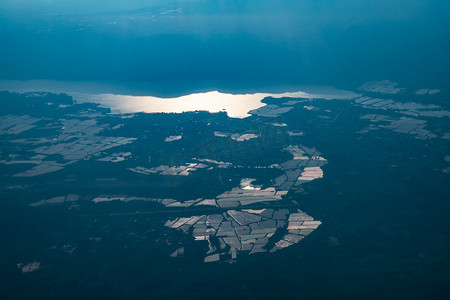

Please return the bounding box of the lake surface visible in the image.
[0,80,359,118]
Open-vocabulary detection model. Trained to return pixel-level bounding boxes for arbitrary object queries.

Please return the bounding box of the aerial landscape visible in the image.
[0,1,449,299]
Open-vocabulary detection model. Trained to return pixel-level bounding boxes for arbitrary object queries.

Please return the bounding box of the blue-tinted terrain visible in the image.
[0,1,449,299]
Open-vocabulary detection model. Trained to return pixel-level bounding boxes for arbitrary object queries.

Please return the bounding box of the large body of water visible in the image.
[0,80,359,118]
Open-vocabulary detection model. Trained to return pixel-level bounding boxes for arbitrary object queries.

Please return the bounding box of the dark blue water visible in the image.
[0,1,449,89]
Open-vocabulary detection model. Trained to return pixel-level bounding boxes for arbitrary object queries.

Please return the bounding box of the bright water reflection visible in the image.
[0,80,359,118]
